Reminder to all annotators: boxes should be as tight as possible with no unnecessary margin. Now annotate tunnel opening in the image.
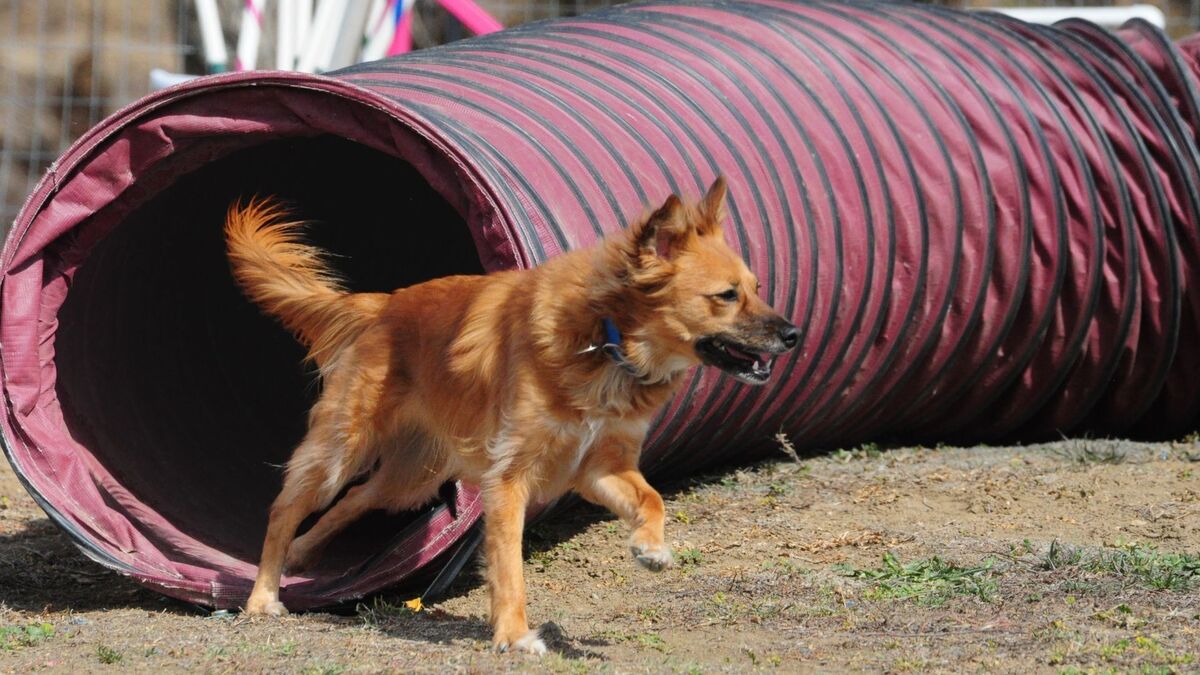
[55,135,484,578]
[0,76,510,608]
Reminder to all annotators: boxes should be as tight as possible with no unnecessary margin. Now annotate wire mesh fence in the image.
[0,1,195,230]
[2,0,1200,233]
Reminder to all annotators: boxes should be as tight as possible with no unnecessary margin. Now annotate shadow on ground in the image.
[0,517,198,614]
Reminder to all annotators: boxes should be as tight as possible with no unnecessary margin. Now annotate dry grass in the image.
[1,438,1198,672]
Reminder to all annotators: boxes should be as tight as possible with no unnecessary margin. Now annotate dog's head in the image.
[615,177,797,385]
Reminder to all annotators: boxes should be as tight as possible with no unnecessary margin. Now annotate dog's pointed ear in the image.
[631,193,687,261]
[696,176,727,237]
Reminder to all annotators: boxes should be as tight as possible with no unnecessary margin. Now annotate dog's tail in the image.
[225,197,382,365]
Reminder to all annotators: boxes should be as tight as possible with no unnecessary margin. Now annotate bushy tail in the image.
[225,198,381,365]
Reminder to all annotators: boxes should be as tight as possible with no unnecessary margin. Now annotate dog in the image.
[225,177,797,653]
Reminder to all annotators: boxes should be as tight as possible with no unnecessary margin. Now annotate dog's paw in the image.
[494,627,547,655]
[244,596,289,617]
[631,543,674,571]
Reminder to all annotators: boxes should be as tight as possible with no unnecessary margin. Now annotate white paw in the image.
[496,628,547,655]
[513,628,548,655]
[245,598,289,617]
[632,543,674,571]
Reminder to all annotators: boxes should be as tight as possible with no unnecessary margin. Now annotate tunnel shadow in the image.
[0,516,201,615]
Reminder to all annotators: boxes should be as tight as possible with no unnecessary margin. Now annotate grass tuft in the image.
[838,552,998,606]
[676,547,704,567]
[1036,540,1200,591]
[596,630,670,654]
[96,644,122,664]
[1051,439,1126,465]
[0,622,54,651]
[833,442,883,462]
[356,596,422,629]
[1089,544,1200,591]
[1099,635,1195,666]
[1039,540,1084,570]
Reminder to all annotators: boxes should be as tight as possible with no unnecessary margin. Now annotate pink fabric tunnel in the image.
[4,1,1200,609]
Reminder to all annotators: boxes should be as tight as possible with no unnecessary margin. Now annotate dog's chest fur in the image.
[509,415,644,501]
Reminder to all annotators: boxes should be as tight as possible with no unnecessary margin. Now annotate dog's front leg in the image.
[576,438,673,571]
[483,476,545,654]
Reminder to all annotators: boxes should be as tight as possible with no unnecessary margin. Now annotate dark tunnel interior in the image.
[55,135,485,574]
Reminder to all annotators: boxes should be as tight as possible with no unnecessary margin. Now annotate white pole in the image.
[985,4,1166,28]
[277,0,296,70]
[194,0,228,73]
[235,0,268,71]
[329,0,373,70]
[295,0,313,58]
[297,0,349,73]
[361,0,396,63]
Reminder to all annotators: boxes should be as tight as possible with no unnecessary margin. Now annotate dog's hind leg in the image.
[575,436,672,571]
[286,441,449,573]
[245,438,342,616]
[283,478,381,574]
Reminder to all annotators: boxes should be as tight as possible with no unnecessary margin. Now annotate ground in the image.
[1,437,1198,673]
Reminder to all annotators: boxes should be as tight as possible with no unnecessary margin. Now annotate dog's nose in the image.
[778,322,798,349]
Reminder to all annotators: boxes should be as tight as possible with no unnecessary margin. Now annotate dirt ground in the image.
[1,437,1198,673]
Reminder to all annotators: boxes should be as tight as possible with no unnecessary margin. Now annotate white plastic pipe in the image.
[361,0,396,64]
[235,0,269,71]
[329,0,373,70]
[987,4,1166,29]
[296,0,313,54]
[194,0,228,73]
[297,0,348,73]
[277,0,297,70]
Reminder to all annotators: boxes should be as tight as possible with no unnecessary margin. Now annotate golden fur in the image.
[226,178,795,653]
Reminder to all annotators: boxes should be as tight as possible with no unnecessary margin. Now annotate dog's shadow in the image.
[333,601,605,659]
[308,497,614,656]
[324,469,747,656]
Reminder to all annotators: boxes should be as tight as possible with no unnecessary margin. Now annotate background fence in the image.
[2,0,1199,232]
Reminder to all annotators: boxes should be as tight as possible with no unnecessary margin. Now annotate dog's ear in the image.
[632,193,687,261]
[695,176,727,237]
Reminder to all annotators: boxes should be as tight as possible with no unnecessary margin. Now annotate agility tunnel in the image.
[4,0,1200,609]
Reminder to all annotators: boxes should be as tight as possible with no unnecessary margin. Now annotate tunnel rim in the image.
[0,71,515,608]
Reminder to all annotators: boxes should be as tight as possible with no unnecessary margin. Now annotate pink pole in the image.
[386,0,413,56]
[438,0,503,35]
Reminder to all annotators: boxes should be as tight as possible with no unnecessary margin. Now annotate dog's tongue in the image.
[726,344,762,364]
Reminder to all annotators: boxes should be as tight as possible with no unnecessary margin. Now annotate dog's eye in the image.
[715,288,739,302]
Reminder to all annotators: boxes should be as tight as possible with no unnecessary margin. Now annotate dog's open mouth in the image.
[695,337,776,385]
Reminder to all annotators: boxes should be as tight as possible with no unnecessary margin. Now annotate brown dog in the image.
[226,177,796,653]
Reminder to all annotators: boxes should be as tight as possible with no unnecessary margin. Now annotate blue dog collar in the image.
[597,317,642,376]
